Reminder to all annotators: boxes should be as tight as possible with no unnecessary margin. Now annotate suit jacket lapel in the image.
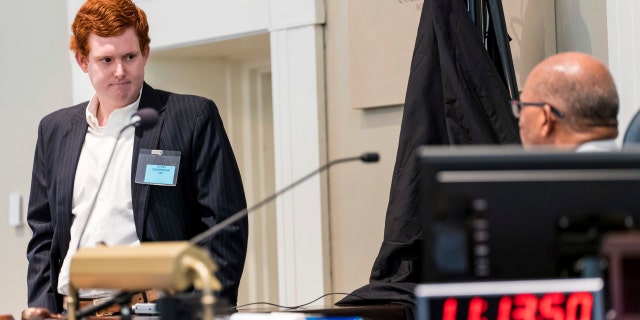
[132,82,166,239]
[56,106,88,257]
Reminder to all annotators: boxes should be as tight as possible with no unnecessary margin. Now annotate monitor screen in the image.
[417,146,640,283]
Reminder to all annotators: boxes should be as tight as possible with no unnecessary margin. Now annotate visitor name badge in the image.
[135,149,181,186]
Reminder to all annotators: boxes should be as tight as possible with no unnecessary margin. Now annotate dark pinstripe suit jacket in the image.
[26,83,248,312]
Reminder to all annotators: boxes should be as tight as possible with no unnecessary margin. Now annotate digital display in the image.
[415,279,604,320]
[432,292,593,320]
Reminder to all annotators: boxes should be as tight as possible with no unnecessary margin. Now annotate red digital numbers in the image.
[469,297,489,320]
[539,293,565,320]
[565,293,593,320]
[441,292,593,320]
[510,294,538,320]
[443,298,458,320]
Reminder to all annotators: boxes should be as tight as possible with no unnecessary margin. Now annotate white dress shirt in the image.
[57,93,141,298]
[575,139,619,152]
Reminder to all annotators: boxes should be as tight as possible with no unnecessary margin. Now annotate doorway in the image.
[145,32,279,305]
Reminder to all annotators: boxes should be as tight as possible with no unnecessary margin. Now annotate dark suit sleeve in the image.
[26,121,58,311]
[191,100,248,305]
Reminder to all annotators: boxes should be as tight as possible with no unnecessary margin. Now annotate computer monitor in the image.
[417,146,640,283]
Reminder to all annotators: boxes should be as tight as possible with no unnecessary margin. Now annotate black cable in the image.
[234,292,368,311]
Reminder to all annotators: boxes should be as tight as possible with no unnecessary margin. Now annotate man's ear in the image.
[540,104,556,137]
[75,53,89,73]
[141,45,150,64]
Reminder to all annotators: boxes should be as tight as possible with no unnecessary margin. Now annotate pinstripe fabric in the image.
[26,83,248,312]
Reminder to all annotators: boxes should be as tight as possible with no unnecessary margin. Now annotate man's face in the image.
[76,28,148,110]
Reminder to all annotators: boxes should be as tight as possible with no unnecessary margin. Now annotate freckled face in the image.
[76,28,148,110]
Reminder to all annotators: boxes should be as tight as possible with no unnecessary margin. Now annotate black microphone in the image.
[75,108,159,250]
[131,107,159,130]
[189,152,380,245]
[360,152,379,163]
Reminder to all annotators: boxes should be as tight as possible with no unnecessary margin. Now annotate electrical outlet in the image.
[9,193,22,227]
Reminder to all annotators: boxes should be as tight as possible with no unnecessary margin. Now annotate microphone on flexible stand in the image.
[75,108,159,249]
[189,152,380,245]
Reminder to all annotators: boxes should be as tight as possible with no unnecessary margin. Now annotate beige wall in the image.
[0,1,73,317]
[324,0,578,298]
[324,0,403,296]
[324,0,618,301]
[503,0,557,90]
[556,0,609,64]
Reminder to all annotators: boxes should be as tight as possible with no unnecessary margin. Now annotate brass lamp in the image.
[66,241,220,320]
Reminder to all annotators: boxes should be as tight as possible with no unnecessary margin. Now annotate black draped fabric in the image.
[337,0,520,317]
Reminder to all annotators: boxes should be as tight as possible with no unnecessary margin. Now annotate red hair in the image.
[70,0,151,57]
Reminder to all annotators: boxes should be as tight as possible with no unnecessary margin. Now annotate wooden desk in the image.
[235,303,407,320]
[286,303,407,320]
[24,302,408,320]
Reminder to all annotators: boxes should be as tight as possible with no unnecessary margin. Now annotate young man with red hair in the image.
[26,0,248,313]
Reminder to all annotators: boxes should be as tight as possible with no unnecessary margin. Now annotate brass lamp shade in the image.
[69,241,220,292]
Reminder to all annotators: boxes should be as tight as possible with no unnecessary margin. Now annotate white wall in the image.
[0,1,73,318]
[606,0,640,142]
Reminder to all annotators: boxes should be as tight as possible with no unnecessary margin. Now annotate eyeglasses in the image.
[510,100,565,119]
